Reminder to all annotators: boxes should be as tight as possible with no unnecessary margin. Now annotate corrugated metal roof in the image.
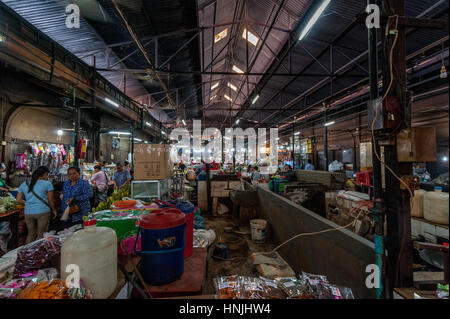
[240,0,449,127]
[0,0,150,102]
[2,0,447,128]
[199,0,315,124]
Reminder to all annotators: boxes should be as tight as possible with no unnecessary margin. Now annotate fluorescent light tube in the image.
[232,65,244,74]
[299,0,331,41]
[105,97,119,107]
[109,131,131,135]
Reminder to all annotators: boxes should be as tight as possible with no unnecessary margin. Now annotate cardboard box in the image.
[134,144,174,180]
[211,181,227,191]
[396,127,436,162]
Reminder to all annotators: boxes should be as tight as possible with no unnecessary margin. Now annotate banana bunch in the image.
[90,185,132,214]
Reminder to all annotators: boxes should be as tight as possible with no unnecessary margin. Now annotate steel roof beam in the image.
[255,3,448,127]
[221,0,287,128]
[158,31,200,70]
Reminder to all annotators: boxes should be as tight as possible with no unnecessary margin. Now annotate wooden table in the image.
[142,247,208,298]
[110,248,209,299]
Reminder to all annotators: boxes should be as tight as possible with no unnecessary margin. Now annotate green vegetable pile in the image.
[0,197,17,212]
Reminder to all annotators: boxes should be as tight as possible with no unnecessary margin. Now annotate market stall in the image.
[7,139,74,188]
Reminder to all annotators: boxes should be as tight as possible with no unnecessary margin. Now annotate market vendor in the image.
[61,166,93,225]
[112,163,131,190]
[251,166,262,180]
[0,163,7,180]
[91,165,108,203]
[305,160,315,171]
[0,163,10,196]
[16,166,57,243]
[0,178,9,197]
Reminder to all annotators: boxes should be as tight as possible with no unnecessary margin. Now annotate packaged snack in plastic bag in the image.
[13,237,62,277]
[0,288,17,299]
[317,281,354,299]
[301,272,328,297]
[241,277,266,299]
[259,277,286,299]
[32,268,59,282]
[0,278,33,299]
[275,277,305,298]
[67,280,92,299]
[214,275,243,299]
[301,272,328,286]
[18,279,68,299]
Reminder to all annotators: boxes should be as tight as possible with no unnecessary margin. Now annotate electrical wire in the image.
[370,15,416,288]
[254,203,369,257]
[370,15,414,202]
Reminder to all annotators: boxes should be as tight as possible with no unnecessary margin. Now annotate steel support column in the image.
[324,109,328,170]
[381,0,413,296]
[74,106,80,167]
[368,0,385,299]
[131,125,134,170]
[291,117,295,165]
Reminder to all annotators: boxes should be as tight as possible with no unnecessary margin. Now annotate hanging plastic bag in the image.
[60,206,70,221]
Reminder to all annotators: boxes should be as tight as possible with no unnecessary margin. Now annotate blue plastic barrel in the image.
[134,208,186,285]
[173,201,194,258]
[157,201,195,258]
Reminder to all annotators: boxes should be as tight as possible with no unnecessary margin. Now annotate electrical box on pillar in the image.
[78,139,87,160]
[368,96,402,131]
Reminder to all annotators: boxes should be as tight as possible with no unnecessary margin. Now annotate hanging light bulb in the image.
[440,64,447,79]
[440,42,447,79]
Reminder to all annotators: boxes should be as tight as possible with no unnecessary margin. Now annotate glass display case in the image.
[131,179,171,201]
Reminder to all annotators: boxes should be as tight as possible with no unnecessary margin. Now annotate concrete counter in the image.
[256,183,376,298]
